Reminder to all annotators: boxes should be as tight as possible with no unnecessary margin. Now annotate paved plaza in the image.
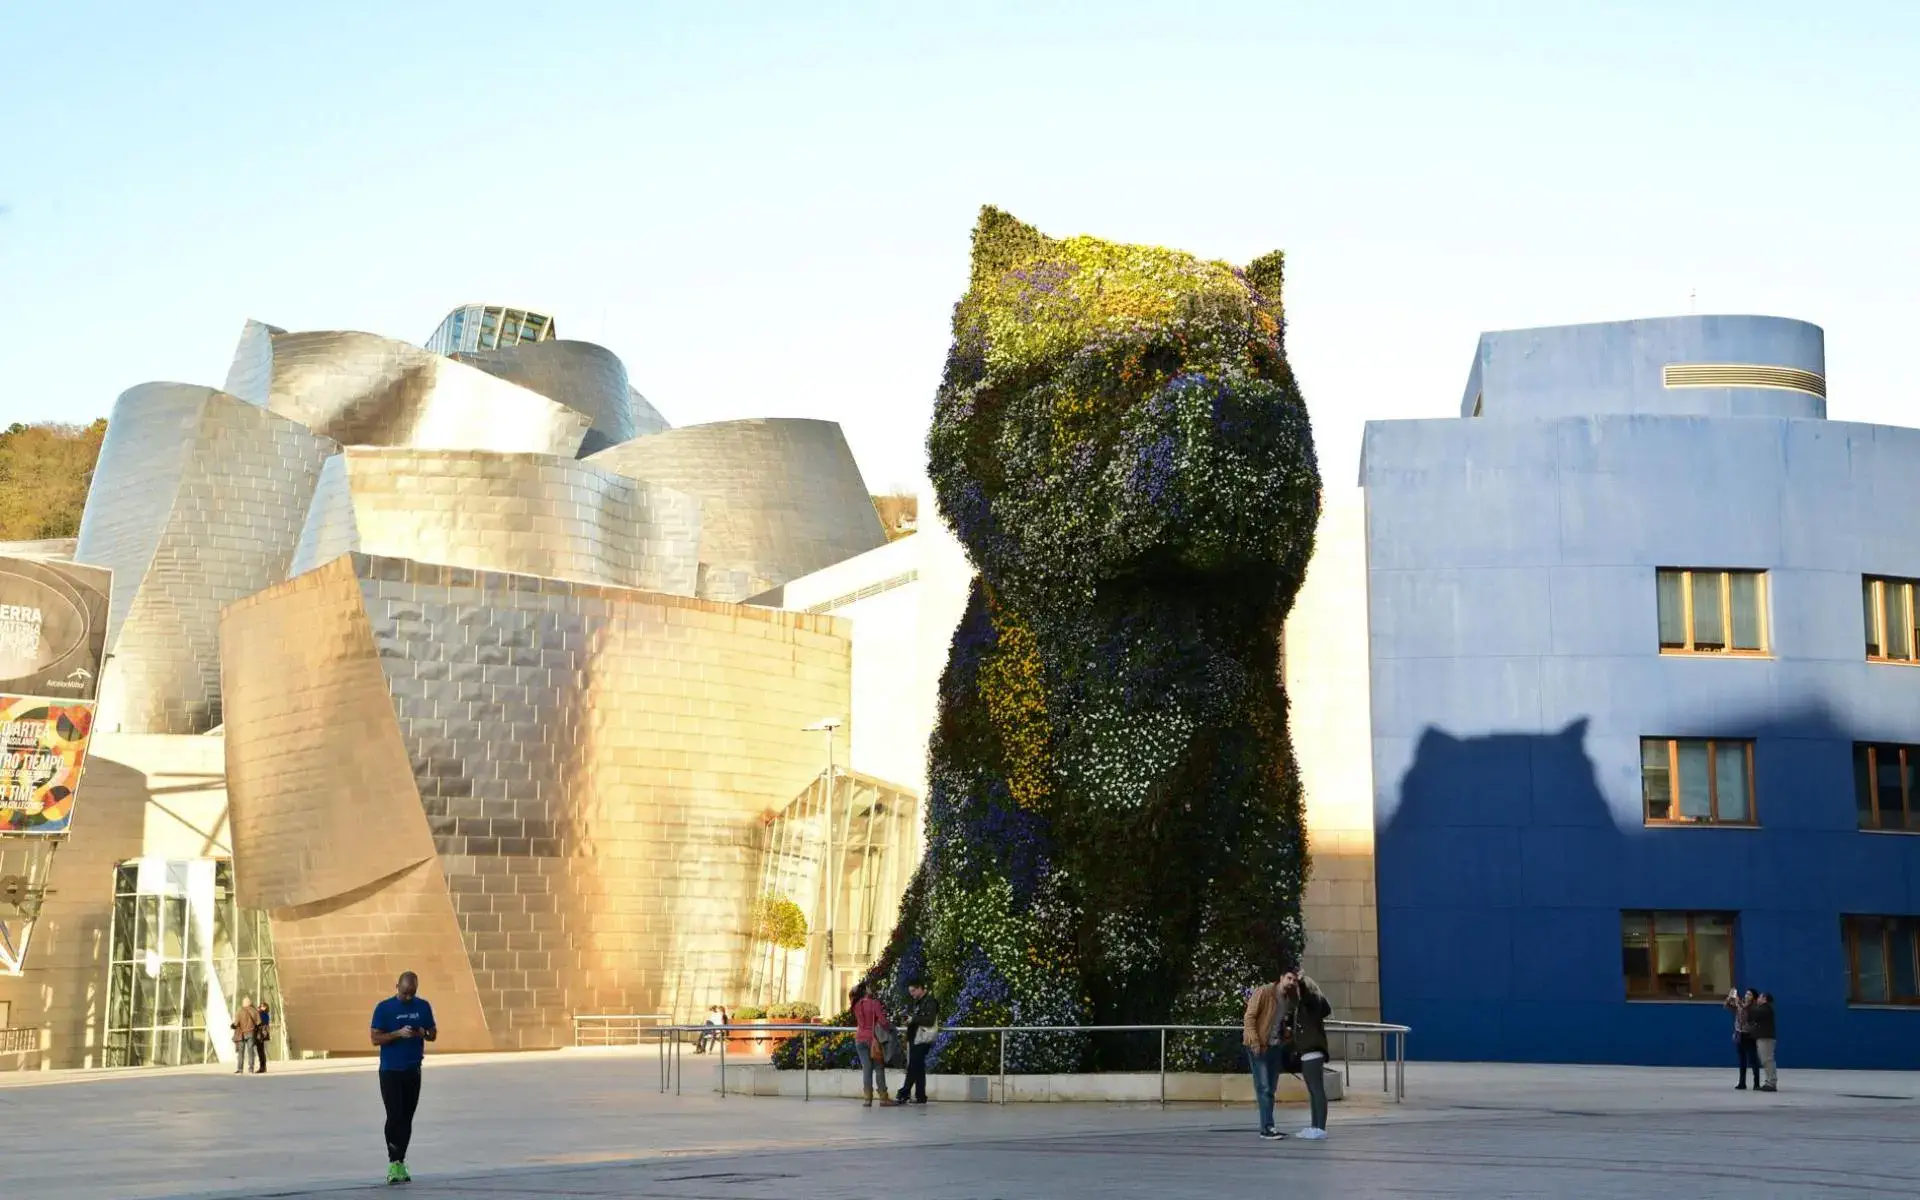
[3,1054,1916,1198]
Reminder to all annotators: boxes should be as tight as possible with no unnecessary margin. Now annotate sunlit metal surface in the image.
[587,419,886,603]
[74,384,336,734]
[450,340,637,456]
[257,330,591,455]
[221,318,282,404]
[222,553,852,1052]
[629,387,671,437]
[287,448,698,595]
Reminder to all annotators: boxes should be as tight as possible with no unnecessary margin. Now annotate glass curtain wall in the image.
[104,859,283,1068]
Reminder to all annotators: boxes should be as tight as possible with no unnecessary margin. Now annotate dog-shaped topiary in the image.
[785,207,1321,1074]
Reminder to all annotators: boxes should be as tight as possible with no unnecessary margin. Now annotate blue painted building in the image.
[1362,315,1920,1068]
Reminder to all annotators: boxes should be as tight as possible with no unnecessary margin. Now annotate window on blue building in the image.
[1862,577,1920,663]
[1641,738,1756,824]
[1623,911,1735,1000]
[1843,916,1920,1005]
[1852,744,1920,832]
[1657,569,1766,654]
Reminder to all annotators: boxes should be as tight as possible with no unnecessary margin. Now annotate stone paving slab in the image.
[2,1053,1915,1199]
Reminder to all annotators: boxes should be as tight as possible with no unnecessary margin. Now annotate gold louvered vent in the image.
[1662,364,1826,398]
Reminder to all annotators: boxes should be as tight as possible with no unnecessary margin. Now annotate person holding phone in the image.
[370,971,437,1185]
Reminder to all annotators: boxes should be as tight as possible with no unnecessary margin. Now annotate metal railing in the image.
[0,1027,41,1054]
[631,1018,1409,1104]
[571,1013,672,1046]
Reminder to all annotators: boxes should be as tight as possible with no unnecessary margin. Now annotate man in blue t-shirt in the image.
[369,971,437,1186]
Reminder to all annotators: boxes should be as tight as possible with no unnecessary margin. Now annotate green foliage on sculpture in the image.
[778,207,1319,1075]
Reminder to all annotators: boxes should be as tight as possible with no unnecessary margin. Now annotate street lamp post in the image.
[803,718,843,1008]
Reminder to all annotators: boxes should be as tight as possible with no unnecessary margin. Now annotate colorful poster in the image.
[0,558,110,702]
[0,698,95,835]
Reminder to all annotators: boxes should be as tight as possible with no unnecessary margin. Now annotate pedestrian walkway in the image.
[1,1053,1913,1199]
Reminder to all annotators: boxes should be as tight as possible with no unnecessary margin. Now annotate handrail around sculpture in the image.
[619,1019,1410,1104]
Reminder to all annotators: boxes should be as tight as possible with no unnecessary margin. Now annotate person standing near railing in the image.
[1281,970,1333,1140]
[850,983,898,1107]
[1241,969,1291,1140]
[893,981,940,1106]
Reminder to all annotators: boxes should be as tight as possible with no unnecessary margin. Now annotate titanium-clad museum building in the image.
[0,305,901,1066]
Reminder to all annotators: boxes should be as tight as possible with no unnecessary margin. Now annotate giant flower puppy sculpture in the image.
[783,207,1321,1074]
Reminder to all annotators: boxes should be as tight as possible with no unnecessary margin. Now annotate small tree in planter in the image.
[749,893,810,1004]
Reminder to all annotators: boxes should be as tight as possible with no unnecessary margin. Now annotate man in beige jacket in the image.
[1241,963,1294,1140]
[231,998,261,1075]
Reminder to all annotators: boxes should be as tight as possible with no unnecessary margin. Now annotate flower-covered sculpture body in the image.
[786,207,1320,1073]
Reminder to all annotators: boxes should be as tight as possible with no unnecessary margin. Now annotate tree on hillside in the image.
[0,420,108,540]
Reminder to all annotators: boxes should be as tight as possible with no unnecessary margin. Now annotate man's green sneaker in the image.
[395,1162,411,1183]
[385,1162,407,1185]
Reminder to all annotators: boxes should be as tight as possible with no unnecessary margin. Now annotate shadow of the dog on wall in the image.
[1374,702,1906,1068]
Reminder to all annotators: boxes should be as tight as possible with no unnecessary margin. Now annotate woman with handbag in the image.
[893,982,940,1106]
[850,984,898,1107]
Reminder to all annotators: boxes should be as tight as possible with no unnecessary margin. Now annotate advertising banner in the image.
[0,698,95,835]
[0,556,109,838]
[0,557,110,702]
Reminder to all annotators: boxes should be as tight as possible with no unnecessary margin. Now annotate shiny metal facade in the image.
[288,448,699,595]
[74,384,337,734]
[629,388,671,437]
[222,554,852,1052]
[221,318,282,404]
[587,419,886,603]
[257,331,591,455]
[450,340,639,456]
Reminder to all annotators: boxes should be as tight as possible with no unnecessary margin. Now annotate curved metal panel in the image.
[74,384,337,734]
[222,318,283,404]
[629,387,671,436]
[286,448,699,595]
[586,418,885,603]
[261,330,591,455]
[450,340,636,456]
[222,553,851,1051]
[222,555,494,1052]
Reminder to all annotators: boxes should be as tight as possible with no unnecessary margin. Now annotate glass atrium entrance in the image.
[103,858,284,1067]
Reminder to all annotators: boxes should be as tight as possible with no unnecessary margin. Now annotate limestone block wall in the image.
[1284,490,1381,1024]
[0,733,230,1069]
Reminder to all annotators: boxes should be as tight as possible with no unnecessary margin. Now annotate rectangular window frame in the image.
[1843,915,1920,1006]
[1639,737,1759,826]
[1853,742,1920,833]
[1863,576,1920,664]
[1622,910,1738,1001]
[1656,568,1769,656]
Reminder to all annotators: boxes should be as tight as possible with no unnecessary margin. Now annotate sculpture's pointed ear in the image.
[1245,250,1286,332]
[971,206,1049,289]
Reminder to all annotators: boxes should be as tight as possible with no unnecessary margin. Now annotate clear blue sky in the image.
[2,1,1915,492]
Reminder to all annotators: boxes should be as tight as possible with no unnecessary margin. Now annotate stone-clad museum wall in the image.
[222,554,852,1052]
[1365,315,1920,1068]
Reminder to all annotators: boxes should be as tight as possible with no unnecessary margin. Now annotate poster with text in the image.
[0,698,95,835]
[0,557,111,702]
